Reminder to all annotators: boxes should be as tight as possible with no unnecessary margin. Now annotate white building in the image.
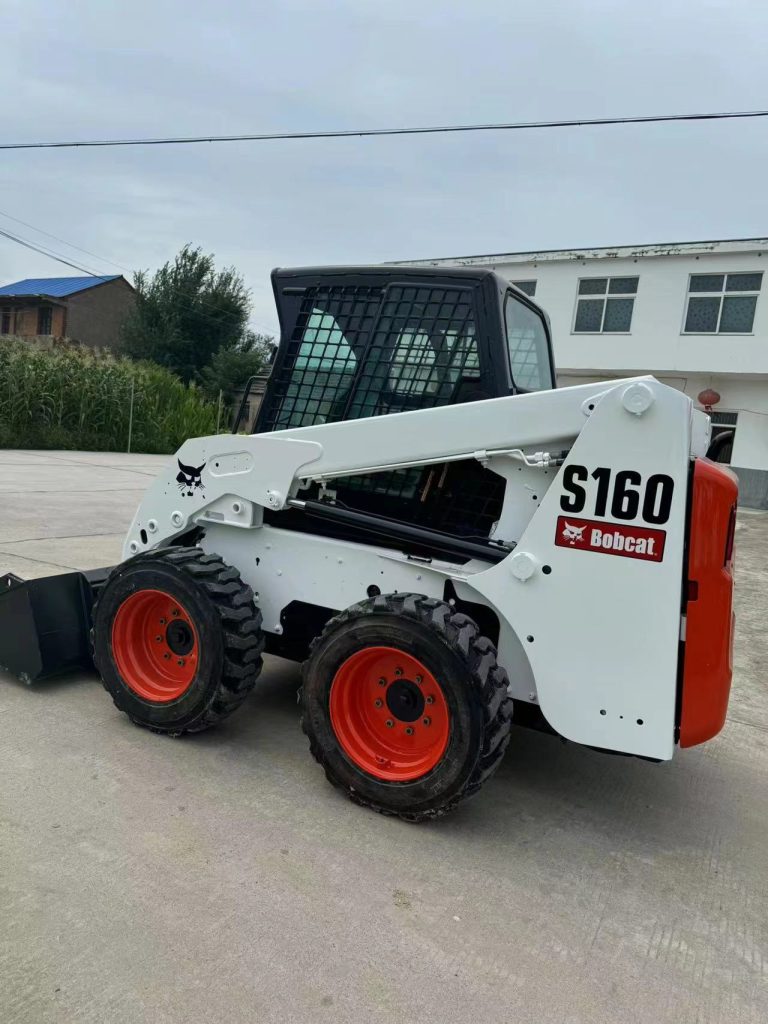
[401,239,768,508]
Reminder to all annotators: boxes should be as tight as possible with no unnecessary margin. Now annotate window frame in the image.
[504,290,555,393]
[37,304,53,336]
[682,272,762,336]
[511,280,537,298]
[708,410,738,465]
[571,276,639,335]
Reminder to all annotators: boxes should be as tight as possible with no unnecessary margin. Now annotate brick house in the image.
[0,275,135,348]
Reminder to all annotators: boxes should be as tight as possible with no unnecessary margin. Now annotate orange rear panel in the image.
[679,459,738,747]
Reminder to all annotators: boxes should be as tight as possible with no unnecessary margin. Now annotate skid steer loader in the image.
[0,265,737,820]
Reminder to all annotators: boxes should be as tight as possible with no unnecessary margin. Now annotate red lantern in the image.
[697,388,721,411]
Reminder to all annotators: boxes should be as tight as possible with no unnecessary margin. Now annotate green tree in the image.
[121,245,252,383]
[198,332,275,403]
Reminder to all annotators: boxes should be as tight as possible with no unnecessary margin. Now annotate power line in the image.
[0,220,275,337]
[0,108,766,151]
[0,226,104,276]
[0,208,133,273]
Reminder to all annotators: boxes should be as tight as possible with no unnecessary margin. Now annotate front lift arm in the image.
[124,376,676,558]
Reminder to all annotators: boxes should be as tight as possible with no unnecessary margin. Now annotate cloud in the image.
[0,0,766,334]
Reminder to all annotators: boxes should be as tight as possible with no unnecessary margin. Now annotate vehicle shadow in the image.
[210,655,736,857]
[7,654,738,859]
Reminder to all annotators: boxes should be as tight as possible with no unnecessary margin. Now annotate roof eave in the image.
[0,293,67,304]
[394,236,768,267]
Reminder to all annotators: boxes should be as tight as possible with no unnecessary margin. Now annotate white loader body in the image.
[124,375,712,762]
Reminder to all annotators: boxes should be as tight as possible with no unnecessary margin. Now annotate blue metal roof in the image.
[0,275,122,298]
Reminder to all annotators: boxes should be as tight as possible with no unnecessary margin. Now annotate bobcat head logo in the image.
[176,459,206,497]
[562,521,586,545]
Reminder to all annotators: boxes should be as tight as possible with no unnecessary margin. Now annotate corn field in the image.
[0,339,220,454]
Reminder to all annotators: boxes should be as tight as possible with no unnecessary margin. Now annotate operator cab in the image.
[251,265,557,544]
[256,265,556,433]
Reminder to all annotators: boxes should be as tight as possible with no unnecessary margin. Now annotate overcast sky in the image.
[0,0,766,334]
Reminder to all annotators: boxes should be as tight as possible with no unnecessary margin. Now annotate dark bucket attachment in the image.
[0,567,112,684]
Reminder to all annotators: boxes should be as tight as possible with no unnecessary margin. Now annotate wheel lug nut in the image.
[374,698,383,708]
[177,659,185,667]
[385,719,394,728]
[155,635,162,642]
[163,653,170,660]
[415,674,423,684]
[426,695,435,704]
[394,667,403,677]
[423,717,431,726]
[405,727,414,735]
[159,618,167,625]
[172,609,180,617]
[378,677,387,687]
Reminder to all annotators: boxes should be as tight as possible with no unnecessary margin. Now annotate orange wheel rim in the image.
[329,646,450,781]
[111,589,198,702]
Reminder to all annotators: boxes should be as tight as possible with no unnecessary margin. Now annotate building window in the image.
[684,273,762,334]
[1,307,10,334]
[573,277,638,333]
[512,280,537,297]
[37,305,53,335]
[709,411,738,464]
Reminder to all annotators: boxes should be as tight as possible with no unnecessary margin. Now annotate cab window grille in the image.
[264,283,480,431]
[346,285,479,419]
[264,279,491,533]
[263,285,382,430]
[335,286,480,511]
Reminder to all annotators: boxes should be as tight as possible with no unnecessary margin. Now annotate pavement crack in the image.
[0,551,75,570]
[726,713,768,733]
[0,532,121,545]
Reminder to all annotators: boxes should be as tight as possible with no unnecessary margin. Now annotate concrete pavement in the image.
[1,450,766,1024]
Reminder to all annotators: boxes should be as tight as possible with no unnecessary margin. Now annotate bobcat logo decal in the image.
[561,521,586,545]
[176,459,206,497]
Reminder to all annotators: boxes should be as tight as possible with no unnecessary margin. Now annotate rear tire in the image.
[92,547,263,735]
[301,593,513,821]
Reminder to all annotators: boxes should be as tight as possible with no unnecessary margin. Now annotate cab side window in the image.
[505,293,552,392]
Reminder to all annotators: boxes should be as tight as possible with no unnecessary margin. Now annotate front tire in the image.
[301,594,513,821]
[92,547,263,735]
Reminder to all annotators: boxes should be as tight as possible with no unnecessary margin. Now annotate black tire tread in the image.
[301,593,513,821]
[92,546,264,735]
